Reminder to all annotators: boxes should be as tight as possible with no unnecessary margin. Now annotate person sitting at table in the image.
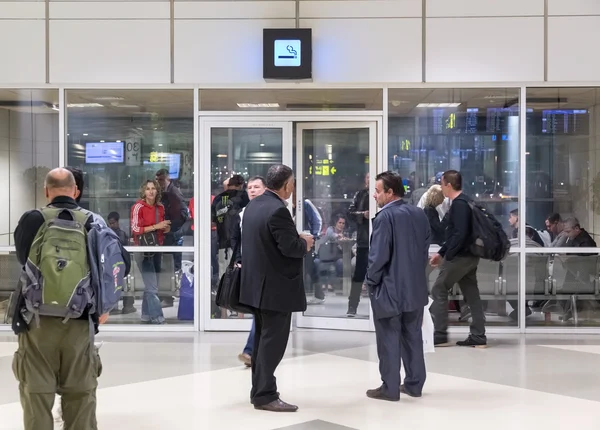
[315,214,347,297]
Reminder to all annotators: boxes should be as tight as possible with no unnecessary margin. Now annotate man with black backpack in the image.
[10,168,129,430]
[429,170,487,348]
[211,175,250,273]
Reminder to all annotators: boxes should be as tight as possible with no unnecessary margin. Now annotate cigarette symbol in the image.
[278,44,298,59]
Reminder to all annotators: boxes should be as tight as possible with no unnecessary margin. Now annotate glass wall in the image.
[388,88,521,327]
[66,89,194,325]
[526,88,600,327]
[0,89,59,323]
[209,126,283,320]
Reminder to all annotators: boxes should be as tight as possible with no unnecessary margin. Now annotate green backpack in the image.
[22,206,93,326]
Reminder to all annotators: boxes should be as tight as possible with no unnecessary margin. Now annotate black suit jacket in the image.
[239,190,308,313]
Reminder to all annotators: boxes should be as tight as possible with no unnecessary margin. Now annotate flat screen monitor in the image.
[143,153,181,179]
[85,142,124,164]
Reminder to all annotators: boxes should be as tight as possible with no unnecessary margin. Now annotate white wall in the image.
[0,110,59,246]
[1,1,600,85]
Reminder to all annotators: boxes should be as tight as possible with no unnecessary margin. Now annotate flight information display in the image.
[541,109,588,135]
[85,142,124,164]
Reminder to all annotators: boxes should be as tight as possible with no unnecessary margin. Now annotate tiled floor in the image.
[1,330,599,429]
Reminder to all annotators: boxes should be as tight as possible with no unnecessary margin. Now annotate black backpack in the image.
[468,201,511,261]
[213,193,245,249]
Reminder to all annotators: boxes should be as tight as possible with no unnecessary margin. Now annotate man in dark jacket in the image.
[429,170,487,348]
[347,173,370,316]
[365,172,430,402]
[563,217,597,249]
[239,165,313,412]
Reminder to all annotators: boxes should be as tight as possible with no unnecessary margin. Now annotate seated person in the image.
[558,217,597,321]
[315,214,347,294]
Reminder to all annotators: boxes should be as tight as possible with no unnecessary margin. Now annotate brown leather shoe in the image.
[254,399,298,412]
[400,385,422,398]
[366,386,399,401]
[238,353,251,367]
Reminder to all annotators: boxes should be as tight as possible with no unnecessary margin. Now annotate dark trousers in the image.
[244,318,255,356]
[430,255,486,342]
[349,247,369,309]
[304,252,322,299]
[251,310,292,406]
[13,317,100,430]
[374,309,426,399]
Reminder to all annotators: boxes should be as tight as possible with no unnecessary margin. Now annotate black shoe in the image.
[456,336,487,348]
[509,307,532,321]
[366,386,399,402]
[400,385,421,398]
[346,306,357,317]
[254,399,298,412]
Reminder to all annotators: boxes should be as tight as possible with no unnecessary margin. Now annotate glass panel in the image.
[525,253,600,327]
[66,89,194,247]
[301,128,370,319]
[388,88,520,246]
[0,253,20,324]
[526,87,600,247]
[427,251,519,328]
[200,89,383,111]
[0,89,59,246]
[106,251,194,325]
[210,127,283,320]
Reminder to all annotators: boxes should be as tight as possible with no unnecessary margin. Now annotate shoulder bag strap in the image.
[228,239,241,270]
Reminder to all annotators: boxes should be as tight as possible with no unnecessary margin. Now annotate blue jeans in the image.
[137,253,165,323]
[243,319,255,356]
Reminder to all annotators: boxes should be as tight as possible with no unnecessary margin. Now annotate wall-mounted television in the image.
[85,142,124,164]
[143,153,181,179]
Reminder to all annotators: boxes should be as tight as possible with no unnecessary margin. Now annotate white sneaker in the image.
[307,297,325,305]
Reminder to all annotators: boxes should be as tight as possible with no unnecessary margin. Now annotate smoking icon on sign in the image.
[278,45,297,59]
[274,39,301,67]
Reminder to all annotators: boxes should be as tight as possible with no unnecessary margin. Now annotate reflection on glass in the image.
[106,251,194,325]
[0,253,21,324]
[300,128,371,319]
[65,90,194,247]
[0,89,59,246]
[525,253,600,327]
[210,128,282,319]
[388,88,520,247]
[526,88,600,246]
[427,253,519,327]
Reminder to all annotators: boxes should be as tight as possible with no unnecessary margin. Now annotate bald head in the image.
[45,168,77,202]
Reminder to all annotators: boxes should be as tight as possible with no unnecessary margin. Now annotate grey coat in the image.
[365,199,431,319]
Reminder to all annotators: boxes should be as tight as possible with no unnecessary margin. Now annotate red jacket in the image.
[131,199,166,245]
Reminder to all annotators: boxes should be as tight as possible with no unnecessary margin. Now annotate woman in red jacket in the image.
[131,179,171,324]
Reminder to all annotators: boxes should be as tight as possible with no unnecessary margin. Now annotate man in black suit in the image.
[239,164,314,412]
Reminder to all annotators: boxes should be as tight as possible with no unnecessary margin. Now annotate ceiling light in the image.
[158,144,163,147]
[67,103,103,108]
[260,143,265,147]
[237,103,280,108]
[94,96,125,101]
[417,103,461,108]
[217,154,227,158]
[83,133,88,136]
[390,100,409,107]
[100,140,105,143]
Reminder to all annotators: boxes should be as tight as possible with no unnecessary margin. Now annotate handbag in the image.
[139,206,159,255]
[318,240,342,263]
[215,240,253,314]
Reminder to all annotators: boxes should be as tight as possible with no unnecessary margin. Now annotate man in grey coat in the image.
[365,171,431,402]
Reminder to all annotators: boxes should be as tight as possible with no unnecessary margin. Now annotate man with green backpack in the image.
[10,167,128,430]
